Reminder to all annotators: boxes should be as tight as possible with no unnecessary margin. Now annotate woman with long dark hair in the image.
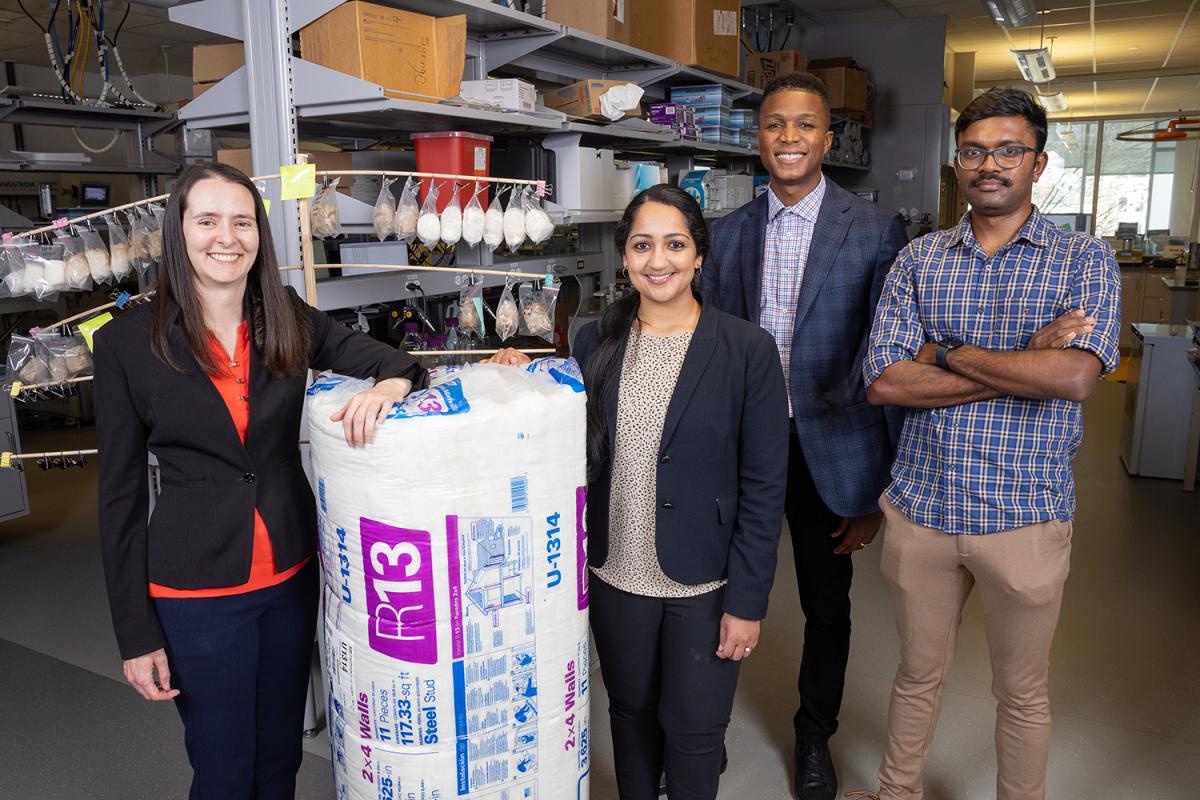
[94,162,426,800]
[489,185,789,798]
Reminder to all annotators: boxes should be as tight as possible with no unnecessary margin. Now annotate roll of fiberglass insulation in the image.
[306,361,590,800]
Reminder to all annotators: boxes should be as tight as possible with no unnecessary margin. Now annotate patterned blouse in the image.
[592,328,726,598]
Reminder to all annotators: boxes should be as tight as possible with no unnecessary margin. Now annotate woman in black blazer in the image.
[490,185,788,799]
[94,163,425,800]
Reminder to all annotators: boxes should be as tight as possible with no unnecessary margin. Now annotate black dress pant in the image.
[154,560,318,800]
[787,421,853,745]
[590,574,742,800]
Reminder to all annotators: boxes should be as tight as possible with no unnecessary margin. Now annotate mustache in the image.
[972,173,1012,187]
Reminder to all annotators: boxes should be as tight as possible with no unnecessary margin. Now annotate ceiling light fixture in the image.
[982,0,1037,27]
[1012,48,1056,82]
[1038,90,1068,112]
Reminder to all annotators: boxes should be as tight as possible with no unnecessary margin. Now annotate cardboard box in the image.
[743,50,807,90]
[217,148,354,194]
[631,0,740,78]
[192,43,244,83]
[191,81,217,99]
[458,79,536,113]
[543,0,631,44]
[542,79,641,121]
[807,58,869,114]
[299,2,466,102]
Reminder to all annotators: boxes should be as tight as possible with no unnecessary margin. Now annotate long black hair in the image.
[150,162,312,378]
[583,184,708,482]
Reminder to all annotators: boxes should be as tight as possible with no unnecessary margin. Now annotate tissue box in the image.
[458,79,536,112]
[669,84,733,108]
[679,169,717,211]
[648,103,696,127]
[699,125,741,147]
[691,105,731,128]
[729,109,755,129]
[543,79,641,121]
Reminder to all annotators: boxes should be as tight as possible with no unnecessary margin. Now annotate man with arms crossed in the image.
[854,88,1120,799]
[703,72,908,800]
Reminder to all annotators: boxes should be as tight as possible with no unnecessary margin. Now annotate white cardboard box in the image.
[458,78,537,113]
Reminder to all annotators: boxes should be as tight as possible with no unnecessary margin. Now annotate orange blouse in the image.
[149,322,308,599]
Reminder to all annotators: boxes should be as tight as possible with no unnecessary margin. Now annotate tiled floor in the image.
[1,381,1196,799]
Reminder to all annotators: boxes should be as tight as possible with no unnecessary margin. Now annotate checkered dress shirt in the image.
[761,177,826,416]
[863,207,1121,534]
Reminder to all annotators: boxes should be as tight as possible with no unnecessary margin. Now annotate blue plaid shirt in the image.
[761,177,826,416]
[863,208,1121,534]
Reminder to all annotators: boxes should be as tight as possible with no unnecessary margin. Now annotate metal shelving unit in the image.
[168,0,769,308]
[0,98,183,182]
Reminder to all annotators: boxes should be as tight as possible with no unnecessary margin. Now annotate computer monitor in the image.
[79,182,111,208]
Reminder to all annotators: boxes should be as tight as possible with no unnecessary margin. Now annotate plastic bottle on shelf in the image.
[444,317,463,366]
[400,322,424,354]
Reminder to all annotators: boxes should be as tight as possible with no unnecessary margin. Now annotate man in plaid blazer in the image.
[700,71,908,800]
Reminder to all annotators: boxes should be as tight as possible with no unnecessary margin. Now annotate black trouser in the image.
[787,421,853,745]
[155,560,318,800]
[590,574,742,800]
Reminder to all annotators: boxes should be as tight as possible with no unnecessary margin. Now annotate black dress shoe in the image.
[794,742,838,800]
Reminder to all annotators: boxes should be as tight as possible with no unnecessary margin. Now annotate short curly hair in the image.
[759,71,830,126]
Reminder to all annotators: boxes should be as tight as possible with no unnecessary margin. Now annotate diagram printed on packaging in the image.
[450,515,539,796]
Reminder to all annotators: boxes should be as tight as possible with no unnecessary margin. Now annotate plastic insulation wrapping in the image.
[306,360,590,800]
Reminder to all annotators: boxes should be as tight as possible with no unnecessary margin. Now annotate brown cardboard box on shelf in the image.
[544,0,631,44]
[542,79,642,121]
[192,43,244,83]
[743,51,807,90]
[192,81,217,99]
[217,148,354,194]
[807,58,869,115]
[299,1,466,103]
[631,0,740,78]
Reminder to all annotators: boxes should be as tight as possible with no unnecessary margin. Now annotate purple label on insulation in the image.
[360,517,438,664]
[576,486,588,611]
[446,516,464,660]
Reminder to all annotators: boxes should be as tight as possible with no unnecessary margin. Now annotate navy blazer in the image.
[702,179,908,518]
[574,302,789,621]
[94,291,426,659]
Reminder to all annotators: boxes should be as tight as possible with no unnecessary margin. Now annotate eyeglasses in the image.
[954,145,1040,170]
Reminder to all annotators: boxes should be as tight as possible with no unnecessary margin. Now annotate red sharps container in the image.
[411,131,493,212]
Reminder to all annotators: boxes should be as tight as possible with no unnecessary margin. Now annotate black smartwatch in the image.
[935,337,965,370]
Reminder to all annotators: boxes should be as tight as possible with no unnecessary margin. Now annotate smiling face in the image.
[955,115,1048,218]
[622,201,703,309]
[182,177,260,292]
[757,89,833,203]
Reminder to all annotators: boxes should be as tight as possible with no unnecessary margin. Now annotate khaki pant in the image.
[876,497,1072,800]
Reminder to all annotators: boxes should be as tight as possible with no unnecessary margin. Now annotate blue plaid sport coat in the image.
[702,178,910,518]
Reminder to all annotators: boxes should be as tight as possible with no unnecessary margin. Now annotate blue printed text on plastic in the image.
[526,357,585,393]
[386,379,471,419]
[307,373,350,395]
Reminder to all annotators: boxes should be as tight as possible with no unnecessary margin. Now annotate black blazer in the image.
[575,302,789,621]
[94,292,426,660]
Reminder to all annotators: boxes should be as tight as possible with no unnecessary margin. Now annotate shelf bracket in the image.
[291,58,388,118]
[177,67,251,129]
[168,0,244,40]
[601,65,680,85]
[474,29,565,75]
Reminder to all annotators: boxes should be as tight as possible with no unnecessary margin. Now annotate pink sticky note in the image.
[536,180,546,197]
[1,232,12,243]
[53,217,69,230]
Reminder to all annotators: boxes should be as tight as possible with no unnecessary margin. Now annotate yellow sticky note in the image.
[0,453,11,469]
[262,198,272,216]
[77,312,114,351]
[279,164,317,201]
[8,382,21,397]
